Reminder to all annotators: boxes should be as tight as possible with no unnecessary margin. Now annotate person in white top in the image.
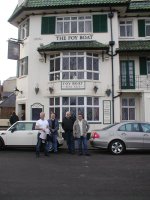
[35,112,50,157]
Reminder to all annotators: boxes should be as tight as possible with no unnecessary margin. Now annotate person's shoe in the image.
[36,153,40,158]
[78,152,83,156]
[85,153,90,156]
[45,153,49,157]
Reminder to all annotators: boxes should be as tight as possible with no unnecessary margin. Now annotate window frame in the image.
[49,52,100,81]
[49,96,101,122]
[56,15,92,34]
[121,97,136,121]
[18,56,28,77]
[145,20,150,37]
[19,19,30,40]
[119,19,133,38]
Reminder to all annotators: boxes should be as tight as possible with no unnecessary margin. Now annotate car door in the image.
[118,123,143,148]
[140,123,150,149]
[6,122,35,146]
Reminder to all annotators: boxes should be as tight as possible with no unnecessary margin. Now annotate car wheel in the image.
[109,140,125,155]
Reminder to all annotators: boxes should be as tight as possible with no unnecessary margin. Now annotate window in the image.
[19,19,29,40]
[121,98,135,120]
[18,57,28,77]
[49,52,99,81]
[141,123,150,133]
[49,54,60,81]
[138,19,150,37]
[145,20,150,36]
[139,57,150,75]
[147,60,150,75]
[49,96,100,122]
[119,123,140,132]
[119,20,133,37]
[56,16,92,34]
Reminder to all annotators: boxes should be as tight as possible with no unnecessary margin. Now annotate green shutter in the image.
[41,16,55,34]
[93,15,108,33]
[138,20,145,37]
[139,57,147,75]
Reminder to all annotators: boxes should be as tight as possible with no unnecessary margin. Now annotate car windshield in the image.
[101,123,119,130]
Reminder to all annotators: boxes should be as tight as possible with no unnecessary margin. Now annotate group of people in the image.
[35,111,90,157]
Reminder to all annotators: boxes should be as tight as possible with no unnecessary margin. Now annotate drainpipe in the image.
[107,11,117,124]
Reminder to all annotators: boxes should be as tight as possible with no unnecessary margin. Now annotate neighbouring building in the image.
[0,77,17,126]
[8,0,150,129]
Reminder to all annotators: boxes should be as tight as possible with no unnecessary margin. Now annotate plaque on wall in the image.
[103,100,111,124]
[61,81,85,89]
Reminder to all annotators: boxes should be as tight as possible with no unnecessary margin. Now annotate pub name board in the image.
[61,81,85,89]
[56,34,93,41]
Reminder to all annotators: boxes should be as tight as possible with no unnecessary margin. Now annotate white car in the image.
[0,121,64,151]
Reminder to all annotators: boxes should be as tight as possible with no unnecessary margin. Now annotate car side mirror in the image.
[11,127,16,133]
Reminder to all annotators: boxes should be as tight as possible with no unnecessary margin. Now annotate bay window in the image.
[49,52,100,81]
[49,96,100,122]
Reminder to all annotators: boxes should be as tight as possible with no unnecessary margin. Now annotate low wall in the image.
[0,119,10,127]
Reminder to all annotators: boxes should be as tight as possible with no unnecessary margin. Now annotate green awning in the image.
[37,41,109,53]
[118,40,150,52]
[128,1,150,12]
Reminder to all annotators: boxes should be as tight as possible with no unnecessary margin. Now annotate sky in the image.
[0,0,18,84]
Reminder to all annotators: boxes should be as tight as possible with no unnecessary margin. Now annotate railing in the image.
[119,75,150,90]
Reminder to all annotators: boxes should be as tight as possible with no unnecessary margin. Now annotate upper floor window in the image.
[49,52,99,81]
[145,20,150,37]
[17,56,28,77]
[139,57,150,75]
[138,19,150,37]
[147,60,150,74]
[41,15,107,34]
[56,16,92,34]
[19,19,29,40]
[119,20,133,37]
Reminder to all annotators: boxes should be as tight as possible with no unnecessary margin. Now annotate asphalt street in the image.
[0,149,150,200]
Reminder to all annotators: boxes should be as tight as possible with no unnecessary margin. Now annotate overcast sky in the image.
[0,0,18,84]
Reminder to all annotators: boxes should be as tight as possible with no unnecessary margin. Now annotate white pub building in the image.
[8,0,150,129]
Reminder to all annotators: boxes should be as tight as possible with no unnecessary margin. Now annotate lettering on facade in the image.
[103,100,111,124]
[56,34,93,41]
[61,81,85,89]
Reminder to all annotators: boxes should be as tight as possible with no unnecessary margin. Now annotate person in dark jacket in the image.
[9,111,19,125]
[48,113,59,153]
[62,111,75,154]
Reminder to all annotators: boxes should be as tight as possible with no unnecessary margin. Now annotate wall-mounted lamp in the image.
[35,86,39,94]
[105,89,111,97]
[14,87,23,94]
[49,87,54,94]
[93,86,98,93]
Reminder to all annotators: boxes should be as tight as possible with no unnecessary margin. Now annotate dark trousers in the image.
[77,136,88,154]
[36,137,48,155]
[66,130,75,153]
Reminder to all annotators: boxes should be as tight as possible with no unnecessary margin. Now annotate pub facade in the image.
[8,0,150,129]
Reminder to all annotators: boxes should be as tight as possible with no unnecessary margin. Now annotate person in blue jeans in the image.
[48,113,59,153]
[35,112,50,157]
[73,114,90,156]
[62,111,75,154]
